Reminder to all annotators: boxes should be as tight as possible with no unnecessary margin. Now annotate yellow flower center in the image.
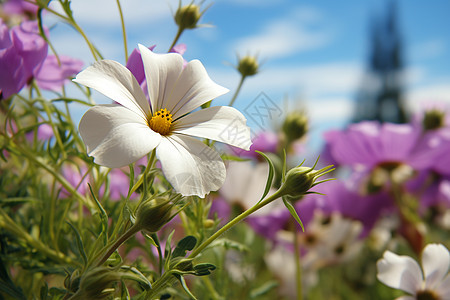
[149,108,173,135]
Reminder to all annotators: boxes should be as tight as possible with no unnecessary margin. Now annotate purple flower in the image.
[2,0,39,19]
[34,55,84,92]
[239,131,279,159]
[247,194,326,241]
[318,180,394,236]
[0,20,47,99]
[325,121,442,172]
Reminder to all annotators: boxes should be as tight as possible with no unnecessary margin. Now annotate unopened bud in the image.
[203,219,215,228]
[72,267,120,299]
[237,55,259,77]
[422,109,445,131]
[175,4,201,30]
[282,110,308,144]
[277,163,334,198]
[135,197,173,233]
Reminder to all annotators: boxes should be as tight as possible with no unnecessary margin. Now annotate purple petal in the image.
[34,55,84,91]
[10,20,48,79]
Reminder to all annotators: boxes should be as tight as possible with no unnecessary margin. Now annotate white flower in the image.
[74,44,251,197]
[377,243,450,300]
[219,161,281,214]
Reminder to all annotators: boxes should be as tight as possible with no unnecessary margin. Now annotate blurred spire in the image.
[353,0,407,123]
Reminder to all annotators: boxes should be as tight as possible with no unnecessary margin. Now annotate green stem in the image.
[168,26,184,52]
[116,0,128,62]
[95,224,140,267]
[228,75,246,107]
[189,189,282,258]
[145,189,283,299]
[292,221,303,300]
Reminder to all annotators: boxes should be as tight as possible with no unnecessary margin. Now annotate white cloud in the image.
[231,7,332,59]
[49,0,178,26]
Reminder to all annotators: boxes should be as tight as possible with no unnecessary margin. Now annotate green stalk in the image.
[116,0,129,62]
[189,189,283,258]
[145,189,284,298]
[292,221,303,300]
[95,224,140,267]
[228,75,246,107]
[168,27,184,52]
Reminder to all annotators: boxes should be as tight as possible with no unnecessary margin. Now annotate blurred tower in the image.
[353,1,407,123]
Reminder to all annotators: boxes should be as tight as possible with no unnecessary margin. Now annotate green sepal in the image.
[255,151,275,202]
[282,197,305,232]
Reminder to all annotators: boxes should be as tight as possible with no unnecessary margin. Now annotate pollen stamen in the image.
[149,108,173,135]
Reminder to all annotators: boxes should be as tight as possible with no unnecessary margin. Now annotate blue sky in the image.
[45,0,450,149]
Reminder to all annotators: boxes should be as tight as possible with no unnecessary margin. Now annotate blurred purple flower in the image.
[37,122,53,140]
[2,0,39,19]
[247,194,326,241]
[325,121,442,171]
[1,20,47,99]
[34,55,84,92]
[108,168,136,201]
[318,180,394,236]
[239,131,279,159]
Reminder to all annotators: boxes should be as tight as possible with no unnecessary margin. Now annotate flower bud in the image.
[282,110,308,144]
[135,197,173,233]
[277,163,334,198]
[422,109,445,131]
[72,267,120,299]
[175,4,201,30]
[237,55,259,77]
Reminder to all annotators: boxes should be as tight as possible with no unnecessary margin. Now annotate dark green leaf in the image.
[172,236,197,258]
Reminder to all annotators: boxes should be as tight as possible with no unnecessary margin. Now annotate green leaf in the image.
[193,263,216,276]
[172,236,197,258]
[207,238,250,252]
[255,151,275,202]
[173,274,198,300]
[66,222,88,266]
[88,183,108,246]
[120,266,152,290]
[282,197,305,232]
[40,282,48,300]
[250,281,278,299]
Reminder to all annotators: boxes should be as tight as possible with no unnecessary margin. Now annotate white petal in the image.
[173,106,251,150]
[436,273,450,298]
[156,134,225,197]
[376,250,423,295]
[167,60,229,119]
[422,243,450,290]
[79,104,161,168]
[73,60,150,118]
[138,44,184,113]
[395,296,415,300]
